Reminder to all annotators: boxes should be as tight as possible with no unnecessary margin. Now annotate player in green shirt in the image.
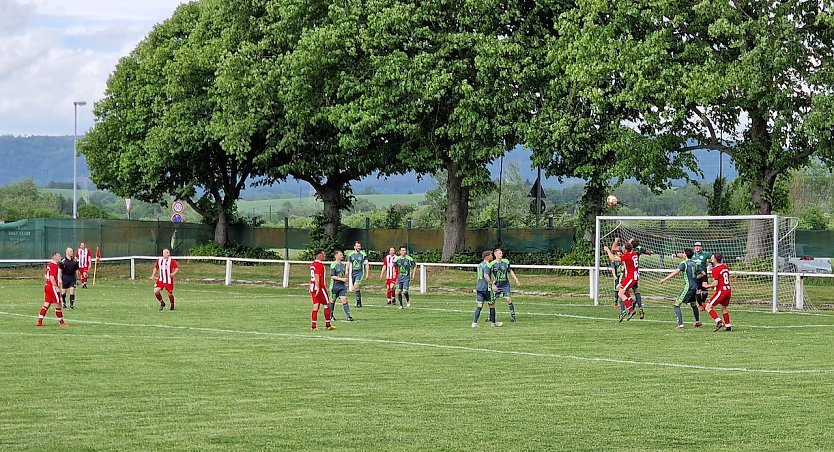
[674,241,713,310]
[472,250,502,327]
[329,251,353,322]
[395,246,416,308]
[346,241,370,308]
[489,247,521,322]
[659,248,702,329]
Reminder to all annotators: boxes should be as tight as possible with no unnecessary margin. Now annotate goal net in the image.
[594,215,808,312]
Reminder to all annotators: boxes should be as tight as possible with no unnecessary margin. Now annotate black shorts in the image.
[696,273,708,291]
[61,277,77,289]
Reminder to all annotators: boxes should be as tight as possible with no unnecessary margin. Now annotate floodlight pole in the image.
[73,100,87,219]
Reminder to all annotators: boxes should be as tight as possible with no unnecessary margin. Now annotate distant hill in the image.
[0,136,91,187]
[0,135,737,196]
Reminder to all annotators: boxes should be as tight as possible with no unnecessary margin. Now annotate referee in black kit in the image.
[58,247,81,309]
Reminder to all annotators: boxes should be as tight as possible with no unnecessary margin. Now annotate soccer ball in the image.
[606,194,618,206]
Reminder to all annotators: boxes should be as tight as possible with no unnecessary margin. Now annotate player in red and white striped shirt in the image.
[151,249,179,311]
[37,252,68,327]
[77,242,91,288]
[380,247,399,305]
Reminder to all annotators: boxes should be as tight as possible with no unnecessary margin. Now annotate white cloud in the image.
[0,0,34,33]
[0,0,184,135]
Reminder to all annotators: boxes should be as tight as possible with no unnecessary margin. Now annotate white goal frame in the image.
[595,215,790,313]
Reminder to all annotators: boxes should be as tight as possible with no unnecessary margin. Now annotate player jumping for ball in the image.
[604,240,639,322]
[702,253,732,332]
[659,248,702,329]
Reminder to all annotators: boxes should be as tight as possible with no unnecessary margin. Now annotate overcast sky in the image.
[0,0,185,136]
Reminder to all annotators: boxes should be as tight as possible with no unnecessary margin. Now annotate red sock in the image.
[55,305,64,322]
[38,306,47,319]
[388,288,394,299]
[722,312,730,325]
[155,292,163,302]
[624,298,633,312]
[82,275,87,283]
[168,294,175,308]
[323,307,332,327]
[311,309,318,328]
[707,308,719,321]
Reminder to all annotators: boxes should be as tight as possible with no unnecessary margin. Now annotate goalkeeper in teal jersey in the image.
[673,241,713,309]
[472,250,502,327]
[394,246,416,308]
[328,251,353,322]
[659,248,702,329]
[346,241,370,308]
[489,248,521,322]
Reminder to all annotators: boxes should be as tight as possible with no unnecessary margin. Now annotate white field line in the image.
[368,305,834,330]
[0,311,826,375]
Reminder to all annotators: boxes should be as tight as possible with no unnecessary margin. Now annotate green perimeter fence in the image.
[0,219,577,260]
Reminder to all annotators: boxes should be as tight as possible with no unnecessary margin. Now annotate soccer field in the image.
[2,279,834,450]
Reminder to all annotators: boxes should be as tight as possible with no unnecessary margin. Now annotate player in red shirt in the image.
[380,247,399,305]
[36,252,68,327]
[604,240,640,322]
[151,248,179,310]
[702,253,732,332]
[310,250,334,330]
[77,242,91,288]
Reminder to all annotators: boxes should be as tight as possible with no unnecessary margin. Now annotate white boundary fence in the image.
[2,256,831,310]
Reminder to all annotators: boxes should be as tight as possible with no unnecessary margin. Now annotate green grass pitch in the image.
[2,279,833,450]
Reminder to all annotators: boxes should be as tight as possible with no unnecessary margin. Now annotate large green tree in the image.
[558,0,834,215]
[257,0,416,240]
[80,0,288,245]
[351,0,525,259]
[517,1,696,238]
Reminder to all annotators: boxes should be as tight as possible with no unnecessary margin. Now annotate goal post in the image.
[594,215,804,312]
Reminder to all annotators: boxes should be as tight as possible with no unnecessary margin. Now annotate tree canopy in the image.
[80,0,287,245]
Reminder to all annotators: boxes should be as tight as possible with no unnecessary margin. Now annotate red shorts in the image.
[79,267,90,273]
[155,280,174,292]
[44,285,60,304]
[311,289,329,305]
[708,289,731,307]
[620,275,638,292]
[385,278,397,287]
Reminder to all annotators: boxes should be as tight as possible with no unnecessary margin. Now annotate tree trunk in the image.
[214,206,229,246]
[442,161,470,260]
[319,182,344,239]
[579,177,608,241]
[746,174,777,260]
[750,177,774,215]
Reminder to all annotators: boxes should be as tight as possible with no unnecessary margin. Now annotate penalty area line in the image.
[0,311,824,375]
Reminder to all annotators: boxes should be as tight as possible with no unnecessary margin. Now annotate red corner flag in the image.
[95,246,101,261]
